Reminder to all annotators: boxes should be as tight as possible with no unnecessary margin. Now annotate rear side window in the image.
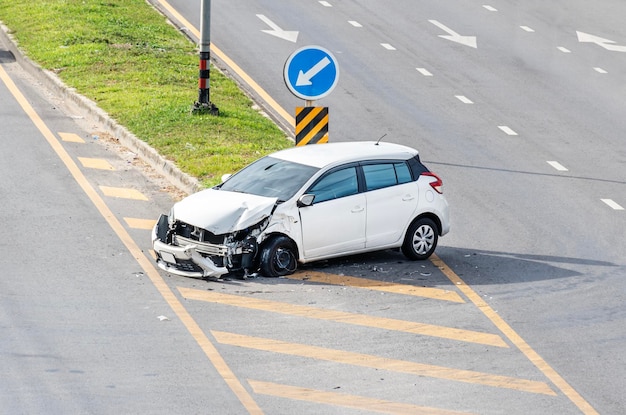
[407,155,429,179]
[394,162,412,184]
[362,161,413,191]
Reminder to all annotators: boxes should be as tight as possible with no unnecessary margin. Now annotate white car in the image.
[152,141,450,278]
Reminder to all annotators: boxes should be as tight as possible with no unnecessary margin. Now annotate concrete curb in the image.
[0,23,202,196]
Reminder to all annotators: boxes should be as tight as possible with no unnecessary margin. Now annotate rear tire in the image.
[402,218,438,260]
[259,236,298,277]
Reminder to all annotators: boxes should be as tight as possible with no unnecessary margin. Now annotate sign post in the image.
[284,46,339,145]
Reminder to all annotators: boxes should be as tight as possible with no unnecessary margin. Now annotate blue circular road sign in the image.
[284,46,339,101]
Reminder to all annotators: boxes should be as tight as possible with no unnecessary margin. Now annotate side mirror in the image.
[297,194,315,207]
[221,173,232,183]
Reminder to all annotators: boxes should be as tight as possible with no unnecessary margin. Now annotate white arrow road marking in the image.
[577,31,626,52]
[296,56,331,86]
[257,14,298,43]
[428,20,477,48]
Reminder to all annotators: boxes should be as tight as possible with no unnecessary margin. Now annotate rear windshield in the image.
[219,156,320,201]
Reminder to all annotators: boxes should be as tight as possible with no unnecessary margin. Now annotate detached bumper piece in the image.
[152,214,229,278]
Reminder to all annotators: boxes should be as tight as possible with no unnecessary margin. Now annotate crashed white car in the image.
[152,141,450,278]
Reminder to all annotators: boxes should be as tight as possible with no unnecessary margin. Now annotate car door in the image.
[362,161,418,247]
[299,166,366,259]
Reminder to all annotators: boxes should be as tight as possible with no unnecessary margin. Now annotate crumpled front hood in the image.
[172,189,277,234]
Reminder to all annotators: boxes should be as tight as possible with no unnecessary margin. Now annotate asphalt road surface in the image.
[2,1,625,414]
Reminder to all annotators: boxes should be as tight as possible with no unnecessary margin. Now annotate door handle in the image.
[402,194,415,201]
[351,206,364,213]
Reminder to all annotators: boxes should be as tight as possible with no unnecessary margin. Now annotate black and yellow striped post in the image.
[295,106,329,146]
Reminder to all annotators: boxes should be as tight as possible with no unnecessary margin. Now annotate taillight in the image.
[422,172,443,194]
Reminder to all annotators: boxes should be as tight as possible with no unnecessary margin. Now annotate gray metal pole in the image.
[192,0,218,114]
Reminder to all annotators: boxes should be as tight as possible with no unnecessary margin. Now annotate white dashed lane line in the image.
[601,199,624,211]
[416,67,433,76]
[334,8,619,219]
[547,161,569,172]
[498,126,518,136]
[455,95,474,104]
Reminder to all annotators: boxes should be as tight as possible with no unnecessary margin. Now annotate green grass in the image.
[0,0,291,187]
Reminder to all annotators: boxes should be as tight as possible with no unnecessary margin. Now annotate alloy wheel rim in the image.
[413,225,435,254]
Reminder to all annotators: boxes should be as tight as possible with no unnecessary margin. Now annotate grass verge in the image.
[0,0,291,187]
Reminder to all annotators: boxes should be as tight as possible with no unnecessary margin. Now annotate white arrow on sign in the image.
[428,20,477,48]
[257,14,298,43]
[296,56,331,86]
[576,31,626,52]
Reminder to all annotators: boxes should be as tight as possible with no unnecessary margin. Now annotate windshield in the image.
[219,156,319,201]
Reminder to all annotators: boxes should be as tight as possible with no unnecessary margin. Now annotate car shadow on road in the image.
[212,245,622,290]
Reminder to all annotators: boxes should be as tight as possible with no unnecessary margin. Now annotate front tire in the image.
[402,218,438,260]
[259,236,298,277]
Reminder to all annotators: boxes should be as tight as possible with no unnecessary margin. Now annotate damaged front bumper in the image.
[152,214,229,278]
[151,214,261,278]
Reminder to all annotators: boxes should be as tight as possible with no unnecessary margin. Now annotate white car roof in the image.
[270,141,419,168]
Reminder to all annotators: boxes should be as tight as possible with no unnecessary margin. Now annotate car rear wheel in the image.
[402,218,438,260]
[260,236,298,277]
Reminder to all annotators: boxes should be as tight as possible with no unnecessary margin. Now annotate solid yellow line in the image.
[430,254,599,415]
[289,270,465,303]
[0,65,264,415]
[155,0,295,129]
[179,287,506,348]
[214,331,554,396]
[249,380,476,415]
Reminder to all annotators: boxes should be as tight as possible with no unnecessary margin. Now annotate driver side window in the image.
[307,167,358,204]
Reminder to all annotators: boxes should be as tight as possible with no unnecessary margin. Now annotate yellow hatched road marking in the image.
[124,217,156,230]
[431,255,599,414]
[290,270,465,303]
[0,65,263,415]
[179,287,506,347]
[78,157,115,170]
[249,380,476,415]
[99,185,148,201]
[58,132,85,143]
[214,331,554,396]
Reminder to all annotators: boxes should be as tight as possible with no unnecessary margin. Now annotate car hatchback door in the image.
[299,166,366,259]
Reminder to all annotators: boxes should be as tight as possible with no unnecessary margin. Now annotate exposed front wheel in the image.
[259,236,298,277]
[402,218,438,260]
